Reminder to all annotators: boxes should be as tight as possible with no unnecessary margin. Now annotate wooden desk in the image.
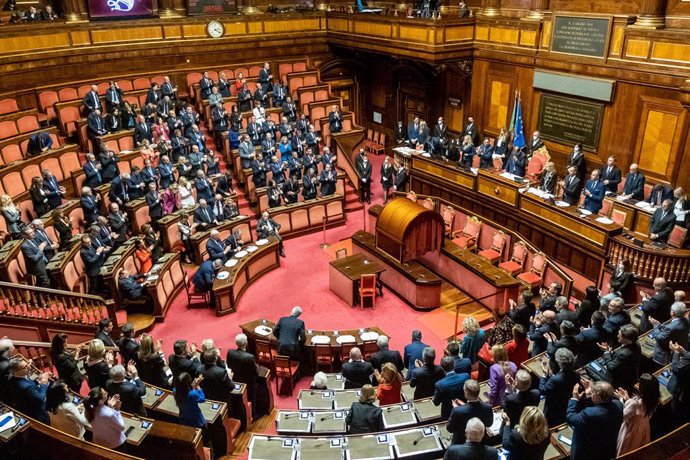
[146,252,185,319]
[608,234,690,284]
[212,237,281,315]
[0,402,30,443]
[521,352,548,380]
[328,253,385,306]
[654,364,673,405]
[477,169,529,208]
[190,214,252,265]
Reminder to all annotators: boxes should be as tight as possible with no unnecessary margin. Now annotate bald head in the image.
[542,310,556,323]
[591,381,614,404]
[465,418,486,442]
[350,347,362,361]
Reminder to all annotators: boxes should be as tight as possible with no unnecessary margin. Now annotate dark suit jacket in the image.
[444,442,499,460]
[201,362,234,404]
[21,239,47,275]
[667,350,690,408]
[83,161,102,188]
[273,316,306,358]
[567,152,587,181]
[403,340,428,377]
[80,245,104,277]
[134,122,153,145]
[562,174,582,205]
[192,260,215,292]
[623,172,645,200]
[652,318,690,365]
[649,207,677,243]
[52,351,83,390]
[583,179,606,213]
[85,360,111,390]
[118,337,140,365]
[509,302,536,331]
[80,195,100,224]
[600,164,622,193]
[648,184,673,207]
[567,398,623,460]
[8,377,49,424]
[540,370,581,427]
[106,378,146,416]
[641,287,674,331]
[446,400,494,444]
[501,389,540,427]
[95,331,117,347]
[168,354,202,380]
[342,360,374,389]
[433,371,470,420]
[207,238,228,263]
[226,348,258,401]
[574,326,607,368]
[370,348,404,372]
[138,353,169,388]
[346,401,383,434]
[603,343,641,391]
[145,191,163,220]
[409,363,445,400]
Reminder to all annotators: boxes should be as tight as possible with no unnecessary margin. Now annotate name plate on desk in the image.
[346,435,394,460]
[551,16,610,58]
[537,93,604,151]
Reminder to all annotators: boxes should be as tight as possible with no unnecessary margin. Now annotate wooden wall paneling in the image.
[483,72,514,135]
[634,96,686,183]
[550,0,642,13]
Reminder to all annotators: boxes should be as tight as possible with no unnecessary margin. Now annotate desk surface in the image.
[328,253,385,282]
[441,240,520,288]
[212,237,279,291]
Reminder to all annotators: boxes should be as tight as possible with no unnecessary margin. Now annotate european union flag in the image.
[513,97,526,149]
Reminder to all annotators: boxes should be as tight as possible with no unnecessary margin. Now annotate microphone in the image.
[281,412,300,420]
[319,413,335,421]
[412,432,425,446]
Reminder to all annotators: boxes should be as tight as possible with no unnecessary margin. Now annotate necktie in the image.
[96,117,102,130]
[204,209,210,222]
[113,91,119,104]
[93,93,98,107]
[607,166,612,175]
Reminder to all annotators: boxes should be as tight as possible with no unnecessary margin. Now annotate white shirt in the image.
[49,402,91,439]
[179,184,195,207]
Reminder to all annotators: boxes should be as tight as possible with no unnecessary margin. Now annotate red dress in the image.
[505,338,530,366]
[135,248,153,273]
[376,380,402,406]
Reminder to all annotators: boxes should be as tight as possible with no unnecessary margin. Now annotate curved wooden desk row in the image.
[191,214,252,265]
[256,176,345,214]
[212,236,281,316]
[261,194,346,240]
[296,382,417,411]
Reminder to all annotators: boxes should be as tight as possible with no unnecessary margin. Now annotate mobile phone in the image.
[211,403,220,410]
[590,362,603,372]
[155,389,163,396]
[661,370,671,379]
[558,435,572,446]
[141,421,152,429]
[125,426,135,437]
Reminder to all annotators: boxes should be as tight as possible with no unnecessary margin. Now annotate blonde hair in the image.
[88,339,105,361]
[463,316,480,335]
[516,406,549,445]
[138,333,155,362]
[359,384,376,403]
[1,194,14,209]
[492,344,512,375]
[380,362,402,386]
[544,162,555,173]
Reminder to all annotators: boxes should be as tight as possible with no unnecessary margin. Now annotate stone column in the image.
[63,0,88,22]
[632,0,668,29]
[480,0,500,17]
[526,0,549,20]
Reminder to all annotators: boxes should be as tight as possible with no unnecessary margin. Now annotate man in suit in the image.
[282,97,297,122]
[446,379,494,445]
[27,130,54,156]
[599,324,641,392]
[134,114,153,147]
[193,199,218,232]
[192,259,221,295]
[226,334,259,417]
[566,143,587,182]
[394,121,407,144]
[161,76,177,100]
[238,134,255,169]
[7,358,51,424]
[640,277,674,332]
[207,229,232,263]
[108,203,129,247]
[80,235,106,294]
[601,155,622,194]
[145,83,160,106]
[302,168,318,200]
[407,117,420,147]
[668,341,690,423]
[158,156,174,189]
[566,381,623,460]
[273,79,287,108]
[529,130,545,154]
[445,341,472,375]
[444,417,498,459]
[403,330,428,378]
[31,219,59,262]
[40,5,59,20]
[621,163,646,200]
[433,356,470,420]
[329,105,343,134]
[82,84,101,114]
[554,296,578,326]
[83,153,103,189]
[501,370,540,427]
[508,290,536,331]
[560,165,582,205]
[539,348,581,427]
[504,147,526,177]
[357,151,372,204]
[193,170,214,204]
[538,283,561,314]
[257,211,285,257]
[258,63,273,93]
[21,227,51,288]
[342,347,374,389]
[582,169,606,213]
[273,306,306,359]
[433,116,448,141]
[528,310,559,357]
[370,335,404,372]
[80,186,101,226]
[145,183,162,223]
[104,81,123,113]
[106,363,146,416]
[118,271,153,312]
[463,116,479,145]
[168,339,203,382]
[648,183,673,208]
[200,349,234,406]
[575,310,608,368]
[409,347,445,400]
[95,318,118,347]
[394,164,408,192]
[42,169,64,209]
[603,297,631,346]
[650,302,689,366]
[649,199,676,244]
[199,72,214,100]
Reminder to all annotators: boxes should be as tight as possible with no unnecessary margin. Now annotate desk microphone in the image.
[319,413,335,421]
[386,406,396,412]
[281,412,300,420]
[412,432,426,446]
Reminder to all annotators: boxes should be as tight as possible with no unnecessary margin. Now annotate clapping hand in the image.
[614,387,629,403]
[670,341,686,354]
[501,411,510,424]
[572,383,585,400]
[540,359,551,376]
[545,332,558,343]
[108,394,122,410]
[597,342,612,353]
[192,375,204,389]
[505,373,515,390]
[127,360,138,378]
[452,398,464,408]
[414,359,423,369]
[648,317,661,327]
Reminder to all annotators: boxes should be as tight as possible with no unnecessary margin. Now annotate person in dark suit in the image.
[200,349,234,405]
[409,347,445,400]
[648,183,673,208]
[7,358,51,424]
[600,324,641,392]
[501,370,540,427]
[257,210,285,257]
[302,168,318,200]
[539,348,581,427]
[508,290,536,331]
[403,330,429,379]
[143,183,162,224]
[603,297,631,346]
[83,153,103,189]
[433,356,470,420]
[80,186,101,227]
[649,199,676,243]
[116,323,139,365]
[539,163,558,194]
[134,115,153,147]
[168,339,202,382]
[118,271,153,313]
[500,406,551,460]
[346,384,384,434]
[621,163,645,201]
[370,335,404,372]
[206,230,232,263]
[394,164,408,192]
[668,341,690,423]
[199,72,214,100]
[342,347,374,389]
[640,277,674,332]
[273,306,306,359]
[537,283,561,314]
[357,151,372,203]
[106,363,146,416]
[560,165,582,205]
[258,63,273,93]
[600,155,622,194]
[394,121,407,144]
[407,117,420,147]
[504,147,526,177]
[27,130,54,156]
[463,116,479,145]
[566,143,587,182]
[611,259,634,302]
[446,379,494,445]
[193,199,218,232]
[191,259,221,295]
[445,417,499,459]
[329,105,343,134]
[575,311,608,368]
[20,227,51,287]
[95,318,118,347]
[650,302,689,366]
[566,381,623,460]
[528,131,545,154]
[226,334,259,417]
[82,84,101,114]
[528,310,559,357]
[108,203,128,247]
[582,169,606,213]
[104,81,123,113]
[50,333,84,393]
[42,170,64,209]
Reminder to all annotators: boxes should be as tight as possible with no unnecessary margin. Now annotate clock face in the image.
[207,20,224,38]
